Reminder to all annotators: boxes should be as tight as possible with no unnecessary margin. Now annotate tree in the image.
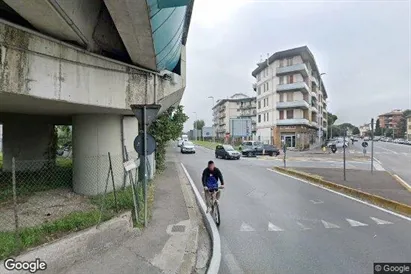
[374,119,382,136]
[352,127,360,135]
[149,105,189,170]
[327,112,338,139]
[193,119,205,130]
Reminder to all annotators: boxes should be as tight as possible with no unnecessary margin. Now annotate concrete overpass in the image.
[0,0,194,195]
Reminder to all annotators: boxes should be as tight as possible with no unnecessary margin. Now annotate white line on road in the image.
[267,168,411,222]
[392,174,411,192]
[370,217,393,225]
[296,222,311,230]
[376,146,399,154]
[268,222,284,232]
[240,222,256,232]
[321,220,340,229]
[309,199,324,204]
[346,219,368,227]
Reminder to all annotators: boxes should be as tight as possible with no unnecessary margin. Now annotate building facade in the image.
[212,93,257,139]
[407,115,411,141]
[251,46,328,149]
[378,110,404,132]
[359,123,371,137]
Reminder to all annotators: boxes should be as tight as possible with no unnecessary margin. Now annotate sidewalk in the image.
[294,168,411,206]
[57,152,210,274]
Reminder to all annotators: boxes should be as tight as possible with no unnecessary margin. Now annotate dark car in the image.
[242,144,280,157]
[215,145,241,160]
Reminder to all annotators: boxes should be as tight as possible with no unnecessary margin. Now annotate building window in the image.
[258,114,261,123]
[258,86,261,95]
[267,112,269,121]
[286,110,293,119]
[287,92,293,102]
[287,75,294,84]
[257,74,261,81]
[279,93,284,102]
[266,82,269,91]
[279,110,284,120]
[258,100,261,109]
[287,57,293,66]
[279,59,284,67]
[279,76,284,85]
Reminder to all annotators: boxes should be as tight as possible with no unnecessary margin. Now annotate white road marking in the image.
[377,146,399,154]
[373,162,385,171]
[321,220,340,229]
[346,219,368,227]
[267,168,411,222]
[309,199,324,204]
[240,222,255,232]
[370,217,393,225]
[268,222,284,231]
[296,222,311,230]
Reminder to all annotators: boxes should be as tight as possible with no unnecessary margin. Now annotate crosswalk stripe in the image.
[240,222,255,232]
[346,219,368,227]
[296,222,311,230]
[268,222,284,231]
[321,220,340,228]
[370,217,393,225]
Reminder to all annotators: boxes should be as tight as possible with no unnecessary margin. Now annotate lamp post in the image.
[319,72,327,143]
[208,96,215,142]
[193,112,198,141]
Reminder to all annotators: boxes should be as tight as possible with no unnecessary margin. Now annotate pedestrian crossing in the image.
[237,216,395,233]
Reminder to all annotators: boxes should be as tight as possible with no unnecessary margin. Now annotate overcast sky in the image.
[181,0,410,131]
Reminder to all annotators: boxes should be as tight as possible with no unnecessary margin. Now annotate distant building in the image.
[378,109,403,131]
[359,123,371,137]
[406,114,411,141]
[212,93,256,139]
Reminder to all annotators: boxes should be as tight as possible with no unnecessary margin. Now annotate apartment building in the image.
[212,93,257,139]
[359,123,371,137]
[251,46,328,148]
[378,109,403,131]
[407,114,411,141]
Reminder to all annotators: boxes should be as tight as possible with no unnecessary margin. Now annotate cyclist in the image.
[202,160,225,213]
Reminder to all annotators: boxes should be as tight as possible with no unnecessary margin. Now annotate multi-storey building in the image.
[378,109,403,131]
[359,123,371,137]
[212,93,257,139]
[406,114,411,141]
[251,46,328,149]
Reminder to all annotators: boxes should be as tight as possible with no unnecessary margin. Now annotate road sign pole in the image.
[343,129,346,181]
[371,118,374,174]
[143,106,148,227]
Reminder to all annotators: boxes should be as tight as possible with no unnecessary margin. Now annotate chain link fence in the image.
[0,148,154,260]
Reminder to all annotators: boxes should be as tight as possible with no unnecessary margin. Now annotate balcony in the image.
[240,110,257,117]
[276,63,309,77]
[276,118,311,126]
[277,82,309,94]
[310,75,319,86]
[252,83,257,91]
[311,106,318,113]
[277,100,310,110]
[311,121,319,128]
[219,105,226,112]
[310,91,317,98]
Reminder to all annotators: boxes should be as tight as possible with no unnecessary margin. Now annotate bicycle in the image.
[205,186,224,226]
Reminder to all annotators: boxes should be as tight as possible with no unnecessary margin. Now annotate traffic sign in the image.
[134,134,156,155]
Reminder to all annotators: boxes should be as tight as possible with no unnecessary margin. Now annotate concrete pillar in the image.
[122,116,139,160]
[2,117,53,171]
[72,114,125,196]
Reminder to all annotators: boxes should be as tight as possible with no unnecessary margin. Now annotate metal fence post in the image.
[343,130,347,181]
[371,118,374,174]
[12,157,21,251]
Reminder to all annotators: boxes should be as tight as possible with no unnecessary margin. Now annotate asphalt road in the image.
[349,141,411,184]
[177,145,411,274]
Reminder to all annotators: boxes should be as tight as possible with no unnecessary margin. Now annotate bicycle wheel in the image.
[213,200,220,226]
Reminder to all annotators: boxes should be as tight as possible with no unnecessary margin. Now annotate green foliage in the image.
[193,119,205,130]
[149,105,189,170]
[352,127,360,135]
[327,112,338,126]
[375,119,382,136]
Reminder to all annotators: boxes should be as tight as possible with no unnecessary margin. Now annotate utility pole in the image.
[208,96,215,142]
[193,112,198,141]
[371,118,374,174]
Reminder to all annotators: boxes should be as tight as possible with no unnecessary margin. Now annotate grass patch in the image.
[0,185,138,260]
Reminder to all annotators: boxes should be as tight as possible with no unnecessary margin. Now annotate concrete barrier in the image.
[181,163,221,274]
[273,167,411,217]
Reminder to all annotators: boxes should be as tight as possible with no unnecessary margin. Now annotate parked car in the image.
[215,145,241,159]
[180,141,195,154]
[242,144,280,157]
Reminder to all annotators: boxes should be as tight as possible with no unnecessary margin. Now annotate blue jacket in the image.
[202,167,224,190]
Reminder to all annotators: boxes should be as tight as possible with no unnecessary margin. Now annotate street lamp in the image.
[193,112,198,141]
[208,96,215,142]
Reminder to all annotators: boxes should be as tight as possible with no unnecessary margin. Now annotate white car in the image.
[177,139,184,147]
[181,141,196,154]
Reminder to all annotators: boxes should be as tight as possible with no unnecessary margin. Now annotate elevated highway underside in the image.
[0,0,193,195]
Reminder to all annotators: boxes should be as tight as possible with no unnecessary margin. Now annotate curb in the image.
[392,174,411,192]
[273,167,411,217]
[180,163,221,274]
[0,211,136,274]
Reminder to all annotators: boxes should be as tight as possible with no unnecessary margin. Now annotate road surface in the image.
[177,145,411,274]
[350,141,411,184]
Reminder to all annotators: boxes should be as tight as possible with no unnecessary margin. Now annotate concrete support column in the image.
[2,117,53,171]
[72,114,124,196]
[122,116,139,160]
